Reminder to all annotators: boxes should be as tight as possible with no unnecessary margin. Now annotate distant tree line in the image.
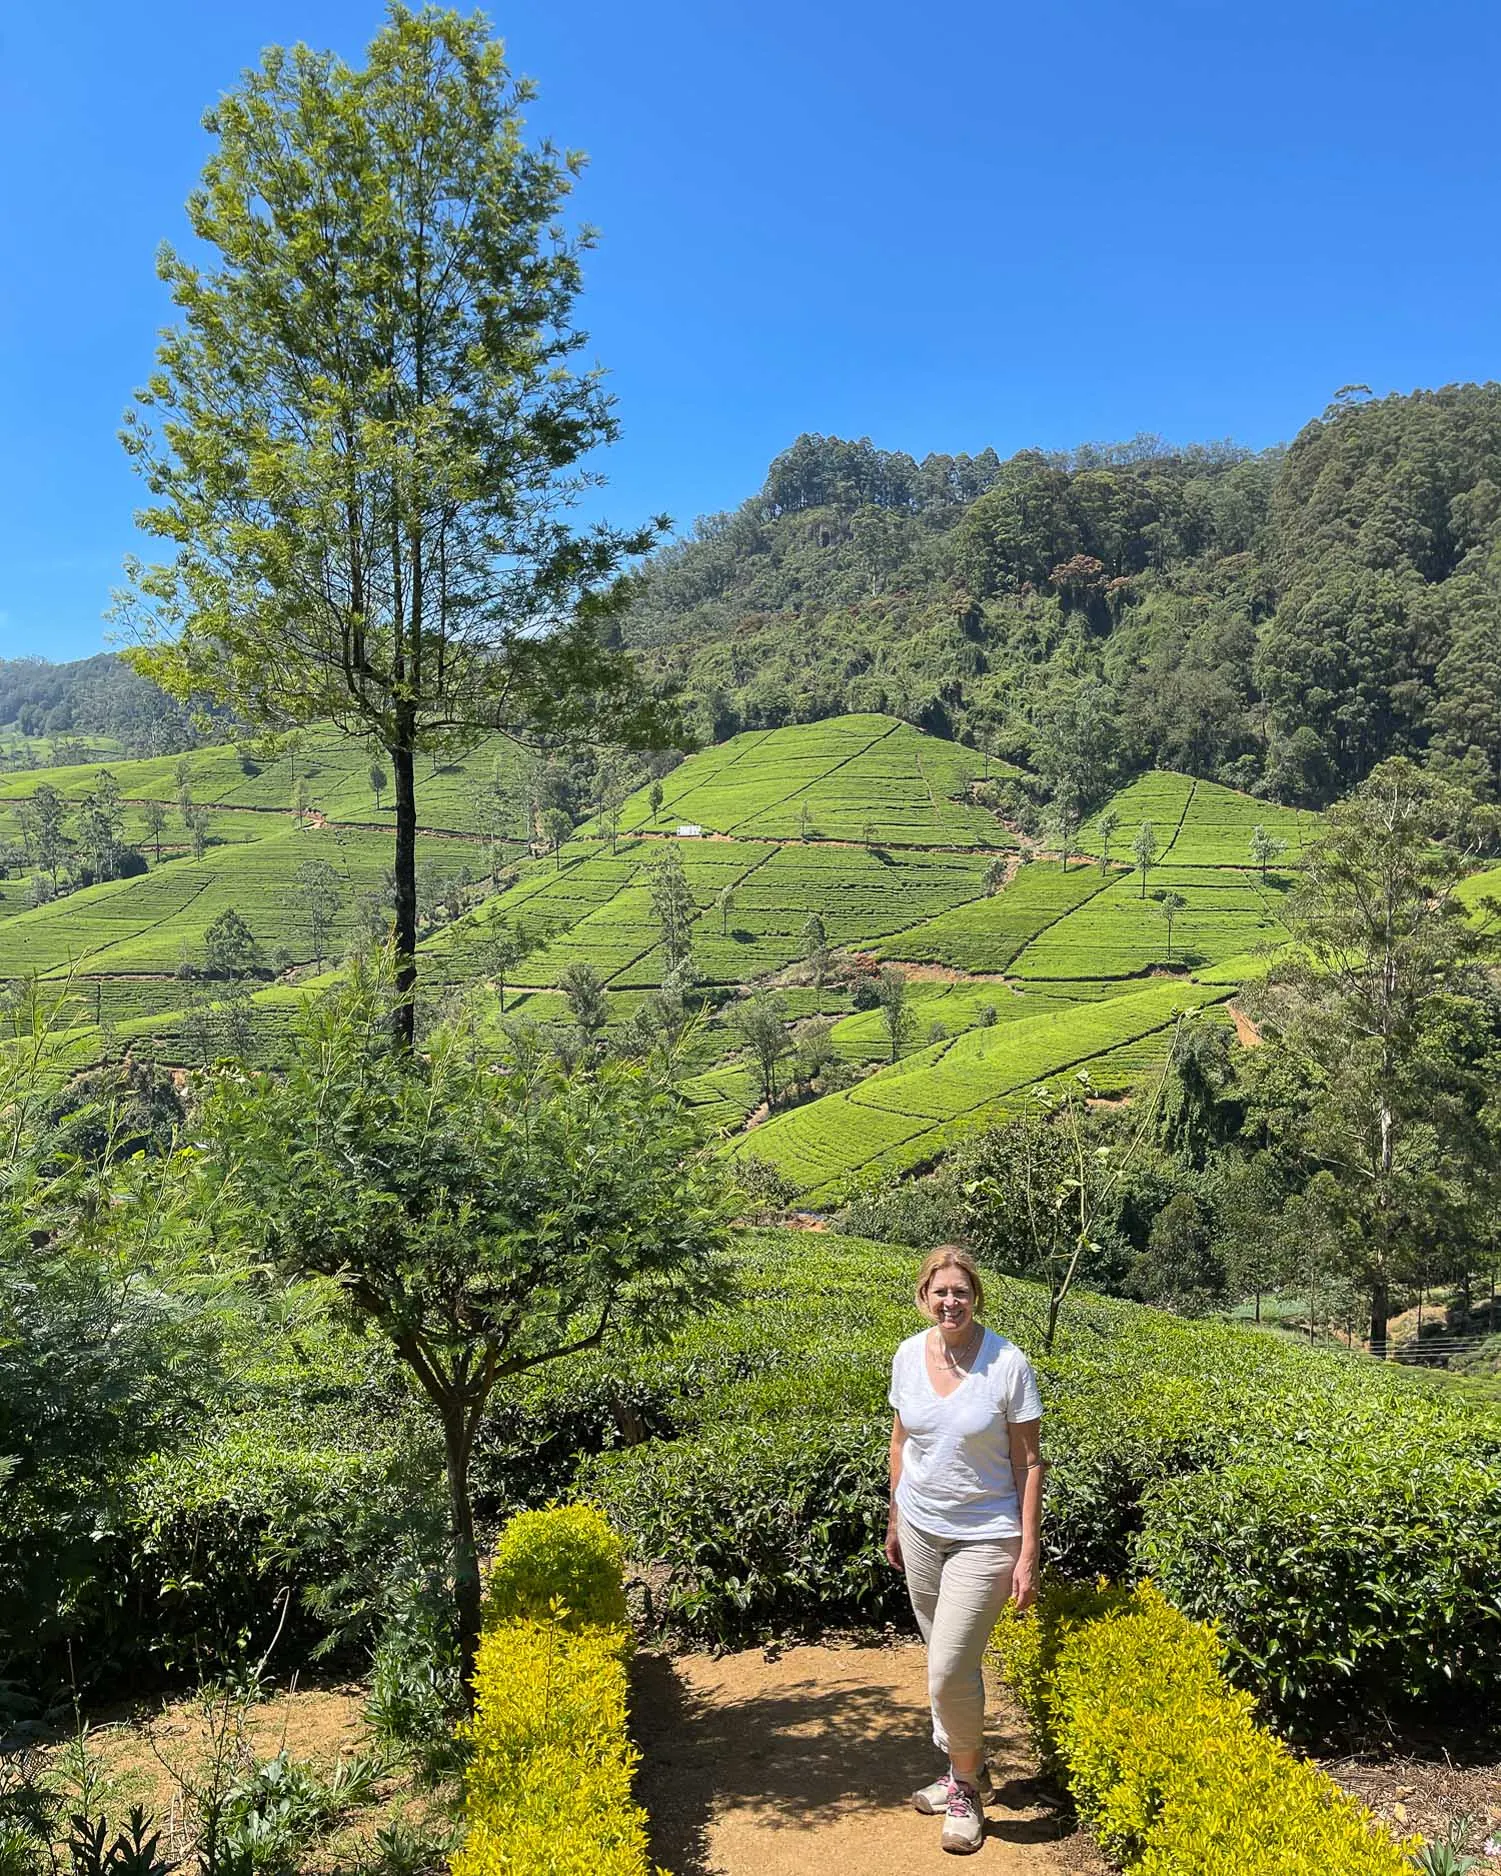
[625,386,1501,811]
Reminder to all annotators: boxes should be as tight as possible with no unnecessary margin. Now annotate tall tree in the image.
[557,959,609,1049]
[1095,807,1121,873]
[1253,758,1498,1355]
[142,799,168,864]
[31,784,69,893]
[1249,824,1287,884]
[1156,887,1187,961]
[876,964,914,1062]
[118,9,670,1046]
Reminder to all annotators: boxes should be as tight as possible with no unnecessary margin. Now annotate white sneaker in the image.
[911,1766,993,1814]
[940,1779,985,1855]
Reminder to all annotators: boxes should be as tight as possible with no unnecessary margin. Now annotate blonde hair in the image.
[915,1244,985,1320]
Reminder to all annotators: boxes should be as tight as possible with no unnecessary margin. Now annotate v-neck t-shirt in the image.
[888,1326,1043,1541]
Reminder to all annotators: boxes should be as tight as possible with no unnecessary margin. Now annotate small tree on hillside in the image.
[202,907,261,981]
[876,965,914,1063]
[185,805,210,862]
[558,960,609,1051]
[201,962,735,1691]
[1133,820,1158,898]
[1156,888,1187,962]
[475,917,532,1013]
[1046,793,1080,872]
[737,992,791,1109]
[1249,824,1287,884]
[540,807,572,872]
[32,785,69,893]
[293,858,342,971]
[716,884,736,937]
[803,910,829,1011]
[1095,807,1120,873]
[984,856,1008,894]
[369,760,388,814]
[648,779,665,824]
[143,800,168,864]
[650,846,696,977]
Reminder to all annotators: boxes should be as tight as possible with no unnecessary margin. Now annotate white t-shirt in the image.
[888,1326,1043,1541]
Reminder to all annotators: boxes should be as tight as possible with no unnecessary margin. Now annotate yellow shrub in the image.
[481,1502,628,1630]
[452,1508,655,1876]
[992,1581,1415,1876]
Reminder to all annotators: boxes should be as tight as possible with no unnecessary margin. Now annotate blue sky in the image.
[3,0,1499,662]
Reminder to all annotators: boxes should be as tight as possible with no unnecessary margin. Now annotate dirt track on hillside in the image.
[631,1639,1107,1876]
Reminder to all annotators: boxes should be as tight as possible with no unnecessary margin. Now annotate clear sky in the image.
[3,0,1499,662]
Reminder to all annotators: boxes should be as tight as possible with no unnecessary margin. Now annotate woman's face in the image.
[927,1265,975,1337]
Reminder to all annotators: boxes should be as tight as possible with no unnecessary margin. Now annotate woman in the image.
[886,1245,1043,1856]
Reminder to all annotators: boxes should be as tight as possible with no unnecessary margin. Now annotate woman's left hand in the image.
[1010,1552,1037,1613]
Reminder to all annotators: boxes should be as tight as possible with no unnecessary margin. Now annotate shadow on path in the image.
[631,1641,1103,1876]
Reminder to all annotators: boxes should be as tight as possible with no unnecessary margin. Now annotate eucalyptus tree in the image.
[117,8,670,1044]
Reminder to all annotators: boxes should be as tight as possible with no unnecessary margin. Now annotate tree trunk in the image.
[442,1405,483,1699]
[392,738,418,1049]
[1369,1274,1390,1361]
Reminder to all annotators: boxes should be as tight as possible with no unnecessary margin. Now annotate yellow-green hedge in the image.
[451,1505,656,1876]
[992,1580,1416,1876]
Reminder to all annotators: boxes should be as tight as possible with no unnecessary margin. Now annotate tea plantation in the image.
[0,711,1310,1137]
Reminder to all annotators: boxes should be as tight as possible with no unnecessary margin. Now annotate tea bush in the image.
[452,1506,651,1876]
[991,1580,1414,1875]
[576,1228,1501,1730]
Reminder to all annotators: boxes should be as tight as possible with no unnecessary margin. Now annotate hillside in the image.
[623,384,1501,808]
[0,713,1322,1242]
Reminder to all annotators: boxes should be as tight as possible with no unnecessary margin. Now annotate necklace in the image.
[933,1322,982,1371]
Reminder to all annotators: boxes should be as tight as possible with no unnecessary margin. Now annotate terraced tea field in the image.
[730,979,1228,1200]
[600,714,1009,848]
[0,711,1350,1206]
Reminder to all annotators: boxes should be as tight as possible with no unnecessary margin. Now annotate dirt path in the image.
[632,1640,1107,1876]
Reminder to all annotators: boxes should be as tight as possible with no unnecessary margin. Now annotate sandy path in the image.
[632,1640,1107,1876]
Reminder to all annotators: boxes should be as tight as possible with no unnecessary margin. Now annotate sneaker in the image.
[941,1779,985,1854]
[911,1766,993,1814]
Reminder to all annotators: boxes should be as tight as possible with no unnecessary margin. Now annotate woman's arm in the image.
[1007,1417,1043,1611]
[885,1412,906,1569]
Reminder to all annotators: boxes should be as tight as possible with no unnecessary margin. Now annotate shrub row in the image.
[990,1579,1414,1875]
[580,1229,1501,1733]
[451,1506,651,1876]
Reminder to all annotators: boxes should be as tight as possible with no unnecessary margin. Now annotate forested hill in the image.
[623,384,1501,809]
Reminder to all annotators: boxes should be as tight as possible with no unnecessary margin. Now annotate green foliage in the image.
[201,956,736,1680]
[452,1509,650,1876]
[574,1229,1501,1731]
[991,1580,1415,1875]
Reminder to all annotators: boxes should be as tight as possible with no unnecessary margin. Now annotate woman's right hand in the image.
[884,1520,903,1570]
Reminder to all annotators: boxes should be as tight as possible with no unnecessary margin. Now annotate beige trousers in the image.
[899,1511,1021,1757]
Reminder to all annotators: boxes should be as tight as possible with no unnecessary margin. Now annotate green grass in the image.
[731,978,1225,1198]
[426,837,991,991]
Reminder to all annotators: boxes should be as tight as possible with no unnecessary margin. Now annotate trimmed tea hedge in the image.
[991,1579,1413,1875]
[451,1506,651,1876]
